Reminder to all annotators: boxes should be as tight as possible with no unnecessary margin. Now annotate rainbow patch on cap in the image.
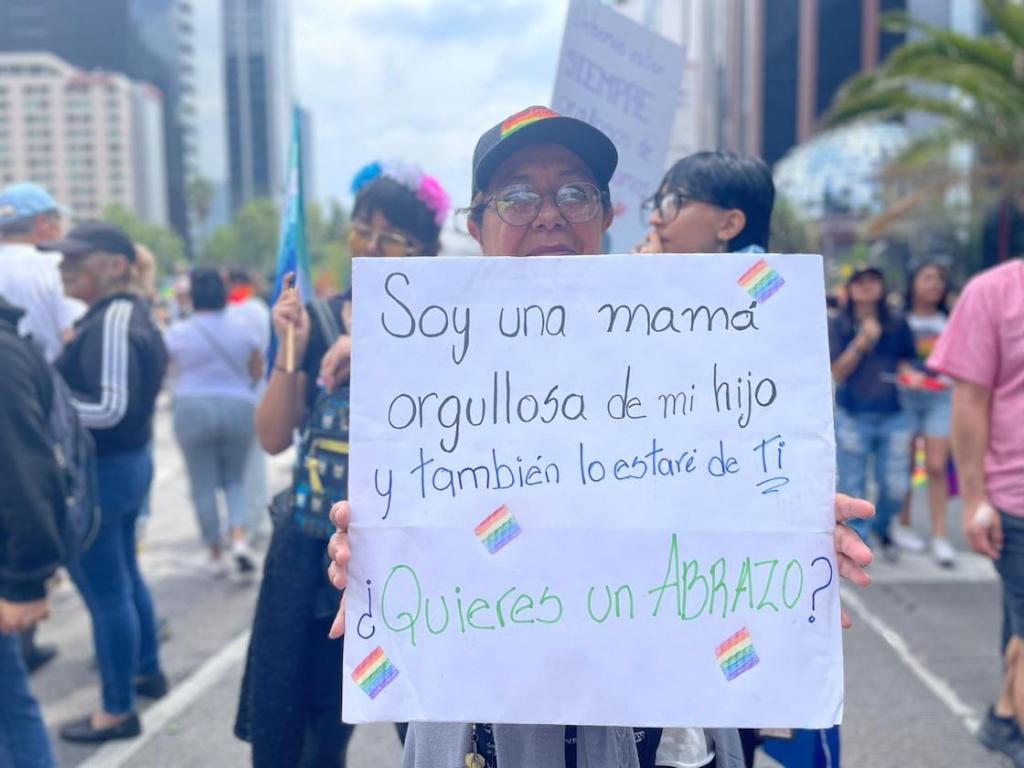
[738,259,785,303]
[475,504,521,554]
[352,647,398,699]
[500,107,558,139]
[715,627,760,681]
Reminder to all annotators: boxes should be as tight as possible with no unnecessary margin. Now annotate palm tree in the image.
[827,0,1024,262]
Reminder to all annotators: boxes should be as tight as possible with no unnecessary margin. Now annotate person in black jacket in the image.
[40,222,169,744]
[0,298,65,768]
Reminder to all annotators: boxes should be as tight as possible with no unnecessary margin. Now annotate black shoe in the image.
[977,707,1024,761]
[878,533,900,563]
[60,713,141,743]
[135,671,169,699]
[24,644,58,674]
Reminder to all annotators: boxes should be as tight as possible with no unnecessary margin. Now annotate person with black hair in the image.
[635,151,774,255]
[234,161,448,768]
[829,266,917,561]
[165,268,264,576]
[892,262,957,566]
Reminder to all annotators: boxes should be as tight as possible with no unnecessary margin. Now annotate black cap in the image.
[471,106,618,200]
[40,220,137,262]
[848,264,886,283]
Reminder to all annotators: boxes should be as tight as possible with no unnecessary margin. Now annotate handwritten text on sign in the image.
[553,0,686,252]
[342,254,842,728]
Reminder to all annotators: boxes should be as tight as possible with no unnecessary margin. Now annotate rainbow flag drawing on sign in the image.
[352,647,398,699]
[738,259,785,303]
[475,504,522,554]
[715,627,760,681]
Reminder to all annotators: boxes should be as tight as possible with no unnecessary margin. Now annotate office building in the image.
[0,51,168,223]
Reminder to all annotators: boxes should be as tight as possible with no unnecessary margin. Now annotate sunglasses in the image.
[345,223,417,258]
[479,182,606,227]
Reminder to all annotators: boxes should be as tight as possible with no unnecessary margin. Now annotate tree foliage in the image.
[102,203,185,277]
[827,0,1024,259]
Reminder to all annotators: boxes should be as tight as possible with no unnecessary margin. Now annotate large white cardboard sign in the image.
[552,0,686,252]
[343,253,842,728]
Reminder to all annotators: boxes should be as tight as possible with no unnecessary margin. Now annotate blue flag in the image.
[267,106,313,371]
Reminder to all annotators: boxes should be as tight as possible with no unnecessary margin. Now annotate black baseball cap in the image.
[40,220,137,262]
[471,106,618,199]
[848,264,886,283]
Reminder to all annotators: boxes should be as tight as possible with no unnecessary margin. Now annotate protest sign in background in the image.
[343,253,842,728]
[552,0,686,253]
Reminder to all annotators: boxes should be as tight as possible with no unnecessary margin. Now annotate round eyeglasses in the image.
[481,182,606,227]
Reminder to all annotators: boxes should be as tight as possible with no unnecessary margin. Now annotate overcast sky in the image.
[293,0,569,208]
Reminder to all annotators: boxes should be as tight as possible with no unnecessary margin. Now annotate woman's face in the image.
[848,273,884,305]
[912,265,946,309]
[469,143,612,257]
[347,209,422,258]
[648,182,745,254]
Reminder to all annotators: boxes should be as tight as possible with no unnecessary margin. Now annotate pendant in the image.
[464,753,486,768]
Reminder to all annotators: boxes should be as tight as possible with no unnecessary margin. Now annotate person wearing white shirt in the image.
[0,183,80,363]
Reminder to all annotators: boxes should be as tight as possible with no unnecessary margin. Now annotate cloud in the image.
[293,0,569,208]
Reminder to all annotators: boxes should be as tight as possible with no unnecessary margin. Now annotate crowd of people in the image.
[0,102,1021,768]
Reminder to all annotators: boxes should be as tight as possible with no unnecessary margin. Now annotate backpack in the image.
[289,298,350,540]
[48,367,100,561]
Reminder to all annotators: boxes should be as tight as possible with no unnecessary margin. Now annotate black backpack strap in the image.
[309,298,343,348]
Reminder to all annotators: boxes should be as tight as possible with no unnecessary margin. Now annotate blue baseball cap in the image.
[0,183,70,229]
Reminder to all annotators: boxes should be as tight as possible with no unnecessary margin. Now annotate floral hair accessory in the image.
[350,160,451,227]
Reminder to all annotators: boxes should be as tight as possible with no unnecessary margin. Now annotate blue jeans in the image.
[0,632,55,767]
[70,448,162,715]
[835,409,912,542]
[173,397,256,546]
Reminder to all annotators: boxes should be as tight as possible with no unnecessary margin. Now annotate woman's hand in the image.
[318,335,352,393]
[834,493,874,628]
[271,273,310,367]
[632,228,664,254]
[855,316,882,350]
[327,501,351,639]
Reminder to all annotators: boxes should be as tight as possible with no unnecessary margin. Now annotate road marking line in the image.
[842,586,981,733]
[78,629,251,768]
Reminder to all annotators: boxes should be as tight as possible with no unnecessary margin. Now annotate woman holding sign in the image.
[234,162,449,768]
[326,107,875,768]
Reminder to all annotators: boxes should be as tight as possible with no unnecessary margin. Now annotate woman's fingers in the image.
[329,593,347,639]
[835,523,873,569]
[329,501,350,531]
[834,493,874,525]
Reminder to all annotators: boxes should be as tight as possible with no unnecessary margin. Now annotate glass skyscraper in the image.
[222,0,292,212]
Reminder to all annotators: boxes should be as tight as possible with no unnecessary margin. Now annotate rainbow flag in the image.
[912,437,928,488]
[352,647,398,699]
[715,627,760,681]
[738,259,785,303]
[475,504,522,554]
[500,106,557,139]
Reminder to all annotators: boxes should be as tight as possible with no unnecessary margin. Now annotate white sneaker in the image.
[892,525,927,552]
[931,537,957,568]
[232,540,257,574]
[203,556,229,579]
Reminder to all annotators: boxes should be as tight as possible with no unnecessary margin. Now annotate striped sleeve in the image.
[72,299,132,429]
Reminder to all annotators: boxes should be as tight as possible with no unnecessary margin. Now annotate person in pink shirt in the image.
[928,257,1024,765]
